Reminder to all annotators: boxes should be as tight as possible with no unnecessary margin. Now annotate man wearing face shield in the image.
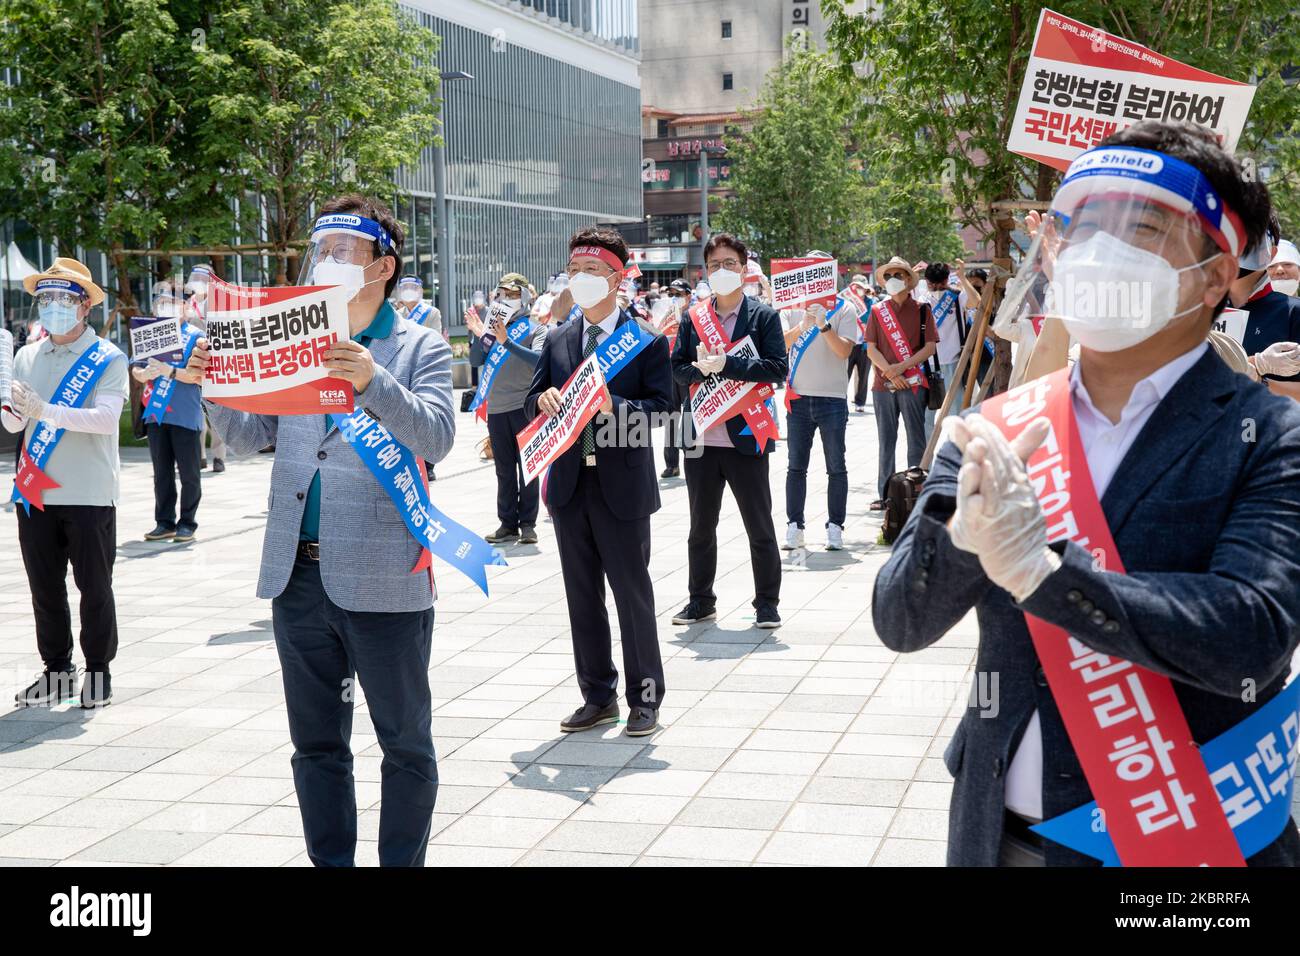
[474,272,547,545]
[670,233,789,630]
[133,280,206,544]
[4,258,128,709]
[394,275,442,335]
[185,194,455,867]
[1229,224,1300,401]
[873,121,1300,867]
[524,227,673,737]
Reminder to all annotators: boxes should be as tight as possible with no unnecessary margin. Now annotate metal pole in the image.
[699,148,710,273]
[434,96,452,329]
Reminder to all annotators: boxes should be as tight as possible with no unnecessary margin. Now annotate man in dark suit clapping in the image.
[525,227,674,737]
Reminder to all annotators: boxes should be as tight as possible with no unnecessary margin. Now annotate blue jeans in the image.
[272,555,437,866]
[784,395,848,528]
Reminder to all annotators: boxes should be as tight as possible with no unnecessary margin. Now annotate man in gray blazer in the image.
[189,194,454,867]
[875,123,1300,866]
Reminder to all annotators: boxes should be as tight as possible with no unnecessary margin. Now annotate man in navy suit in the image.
[875,122,1300,866]
[670,233,789,629]
[525,228,674,737]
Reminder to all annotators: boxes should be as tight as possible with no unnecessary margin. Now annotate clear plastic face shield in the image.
[994,146,1243,353]
[152,290,182,319]
[398,278,422,304]
[32,279,89,335]
[296,213,394,302]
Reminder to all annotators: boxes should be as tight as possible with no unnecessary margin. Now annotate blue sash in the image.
[333,411,507,594]
[11,339,123,514]
[560,304,581,326]
[143,323,202,425]
[967,306,995,358]
[406,302,432,326]
[1033,678,1300,864]
[787,297,847,390]
[593,318,654,381]
[469,314,533,416]
[932,289,959,328]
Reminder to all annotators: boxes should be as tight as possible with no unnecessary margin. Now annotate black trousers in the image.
[847,344,872,407]
[147,422,202,529]
[17,504,119,670]
[685,446,781,608]
[272,555,437,867]
[487,407,538,529]
[551,468,665,710]
[663,378,692,469]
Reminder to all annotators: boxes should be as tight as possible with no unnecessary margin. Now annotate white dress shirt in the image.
[581,303,620,348]
[1003,342,1209,819]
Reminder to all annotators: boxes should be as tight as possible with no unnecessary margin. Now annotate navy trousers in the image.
[487,406,539,529]
[271,554,437,866]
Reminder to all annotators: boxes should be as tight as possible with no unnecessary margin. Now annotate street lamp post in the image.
[699,147,710,275]
[434,70,474,329]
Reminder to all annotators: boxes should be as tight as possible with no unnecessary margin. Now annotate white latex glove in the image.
[145,357,173,380]
[693,349,727,376]
[10,381,46,421]
[948,414,1058,602]
[1254,341,1300,377]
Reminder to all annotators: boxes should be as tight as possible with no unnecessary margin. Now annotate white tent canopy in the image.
[2,241,39,286]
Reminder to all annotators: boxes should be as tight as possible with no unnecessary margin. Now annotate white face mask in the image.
[400,290,420,303]
[154,303,180,318]
[708,267,743,296]
[1051,230,1217,353]
[743,283,761,297]
[569,271,613,310]
[312,260,370,302]
[1273,277,1299,296]
[884,276,907,296]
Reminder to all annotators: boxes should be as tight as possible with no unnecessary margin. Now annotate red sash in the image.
[874,299,926,393]
[982,369,1244,867]
[688,299,778,452]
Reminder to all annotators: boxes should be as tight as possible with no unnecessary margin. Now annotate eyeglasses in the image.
[706,258,743,271]
[566,263,616,278]
[316,238,375,265]
[35,291,83,309]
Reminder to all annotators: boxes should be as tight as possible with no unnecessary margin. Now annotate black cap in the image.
[668,279,692,295]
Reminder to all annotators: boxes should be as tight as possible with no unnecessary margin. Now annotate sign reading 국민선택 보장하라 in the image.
[1007,8,1256,172]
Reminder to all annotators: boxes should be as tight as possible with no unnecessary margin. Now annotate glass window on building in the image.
[721,20,732,39]
[722,72,733,91]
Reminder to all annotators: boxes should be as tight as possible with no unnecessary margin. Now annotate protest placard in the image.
[202,277,354,415]
[1212,307,1249,345]
[129,316,183,364]
[0,328,13,411]
[516,352,609,485]
[770,257,838,310]
[1008,9,1256,172]
[689,335,763,434]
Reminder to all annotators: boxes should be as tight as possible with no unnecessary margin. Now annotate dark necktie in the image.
[580,325,602,458]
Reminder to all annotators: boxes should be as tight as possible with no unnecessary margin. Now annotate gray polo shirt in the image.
[483,321,548,414]
[12,327,129,506]
[781,301,861,399]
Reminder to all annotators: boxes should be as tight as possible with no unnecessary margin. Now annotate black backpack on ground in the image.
[882,466,927,544]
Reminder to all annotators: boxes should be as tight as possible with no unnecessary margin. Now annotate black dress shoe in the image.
[660,467,680,479]
[518,525,538,544]
[559,700,619,733]
[485,524,519,544]
[173,524,197,543]
[15,667,78,707]
[212,458,226,474]
[625,707,659,737]
[755,603,782,629]
[81,668,112,709]
[671,600,716,625]
[144,524,176,541]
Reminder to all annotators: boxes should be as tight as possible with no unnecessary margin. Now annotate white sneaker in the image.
[783,522,805,550]
[826,523,844,550]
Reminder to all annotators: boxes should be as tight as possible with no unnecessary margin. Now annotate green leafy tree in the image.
[0,0,218,319]
[860,153,966,264]
[197,0,441,284]
[714,46,873,260]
